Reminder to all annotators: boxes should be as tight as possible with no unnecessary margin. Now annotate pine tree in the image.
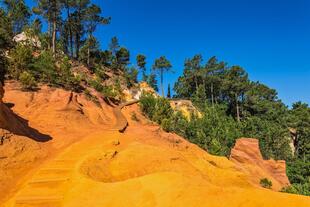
[223,66,249,122]
[184,54,202,92]
[33,0,63,54]
[147,73,158,92]
[109,36,120,56]
[3,0,30,35]
[116,47,130,70]
[0,8,12,84]
[136,54,147,81]
[152,56,172,97]
[84,4,110,66]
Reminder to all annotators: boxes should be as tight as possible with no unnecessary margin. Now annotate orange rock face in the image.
[0,82,309,207]
[230,138,290,190]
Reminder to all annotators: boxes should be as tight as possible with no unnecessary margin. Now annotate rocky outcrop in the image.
[230,138,290,190]
[170,99,202,119]
[13,32,41,48]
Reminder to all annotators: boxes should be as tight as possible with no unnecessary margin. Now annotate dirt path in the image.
[3,130,121,207]
[2,100,136,207]
[111,99,139,132]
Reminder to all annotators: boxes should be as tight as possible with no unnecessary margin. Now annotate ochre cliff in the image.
[0,81,309,207]
[230,138,290,191]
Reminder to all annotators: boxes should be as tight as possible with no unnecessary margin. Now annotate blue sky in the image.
[26,0,310,106]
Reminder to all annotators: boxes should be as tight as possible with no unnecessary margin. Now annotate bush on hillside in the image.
[8,44,34,78]
[139,94,241,156]
[58,56,81,91]
[281,183,310,196]
[32,50,57,84]
[139,92,173,124]
[260,178,272,189]
[19,71,37,90]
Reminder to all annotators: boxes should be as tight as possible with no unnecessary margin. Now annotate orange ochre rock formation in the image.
[0,81,309,207]
[230,138,290,191]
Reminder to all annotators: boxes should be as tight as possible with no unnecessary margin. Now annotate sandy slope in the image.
[1,82,309,207]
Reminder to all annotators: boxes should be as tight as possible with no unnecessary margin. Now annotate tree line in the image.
[0,0,176,95]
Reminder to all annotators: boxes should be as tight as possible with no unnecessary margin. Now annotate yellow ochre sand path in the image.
[2,102,310,207]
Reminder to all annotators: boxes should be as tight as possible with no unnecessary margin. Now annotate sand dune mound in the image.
[80,142,200,183]
[230,138,290,190]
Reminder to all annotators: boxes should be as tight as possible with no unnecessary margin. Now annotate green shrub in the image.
[260,178,272,189]
[9,44,34,78]
[102,85,118,99]
[130,112,139,122]
[89,79,118,99]
[241,116,292,160]
[19,71,37,90]
[281,183,310,196]
[139,92,173,124]
[95,68,109,81]
[139,92,157,119]
[58,56,81,91]
[89,79,104,92]
[32,50,57,84]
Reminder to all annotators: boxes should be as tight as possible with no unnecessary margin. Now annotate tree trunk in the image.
[211,82,214,107]
[87,47,90,66]
[202,78,206,99]
[66,2,73,57]
[69,28,73,57]
[235,93,240,122]
[48,22,51,50]
[52,10,57,55]
[161,68,164,97]
[195,75,198,93]
[76,33,80,59]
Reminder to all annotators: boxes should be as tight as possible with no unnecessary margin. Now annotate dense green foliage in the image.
[139,93,241,156]
[140,54,310,196]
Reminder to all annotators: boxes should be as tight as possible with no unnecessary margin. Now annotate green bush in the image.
[58,56,81,91]
[89,79,118,99]
[32,50,57,84]
[139,92,173,124]
[19,71,37,90]
[9,44,34,78]
[139,94,241,156]
[241,116,292,160]
[130,112,139,122]
[260,178,272,189]
[139,92,157,119]
[281,183,310,196]
[95,67,109,81]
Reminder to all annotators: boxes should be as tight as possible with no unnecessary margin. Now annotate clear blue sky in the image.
[26,0,310,106]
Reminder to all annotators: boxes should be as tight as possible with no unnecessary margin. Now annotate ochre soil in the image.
[1,81,309,207]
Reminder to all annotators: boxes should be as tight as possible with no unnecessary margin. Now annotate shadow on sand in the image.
[0,102,52,142]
